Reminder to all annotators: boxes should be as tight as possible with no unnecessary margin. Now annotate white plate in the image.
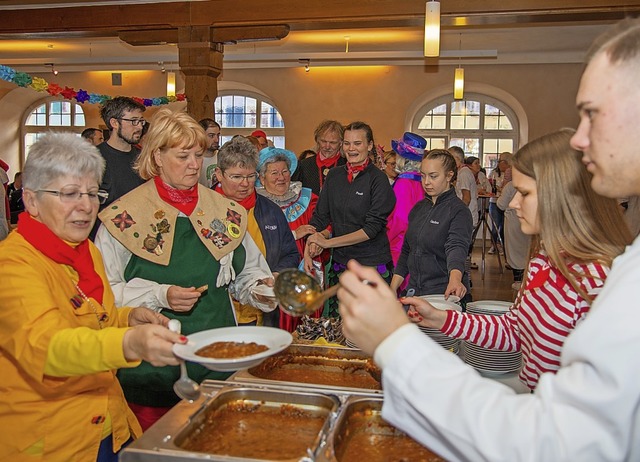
[419,294,461,304]
[416,297,462,312]
[467,300,512,313]
[252,284,276,297]
[173,326,292,372]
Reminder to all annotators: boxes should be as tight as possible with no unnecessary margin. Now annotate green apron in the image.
[117,217,246,407]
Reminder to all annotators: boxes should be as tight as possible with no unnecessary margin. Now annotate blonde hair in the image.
[135,108,207,180]
[512,129,632,302]
[498,151,513,165]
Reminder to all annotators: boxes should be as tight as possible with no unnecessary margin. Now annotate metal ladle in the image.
[168,319,201,403]
[274,269,341,317]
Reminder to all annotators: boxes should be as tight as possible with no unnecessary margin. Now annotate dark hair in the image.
[299,149,316,160]
[81,127,100,139]
[425,149,458,183]
[464,156,479,165]
[344,121,379,166]
[198,118,220,130]
[100,96,146,131]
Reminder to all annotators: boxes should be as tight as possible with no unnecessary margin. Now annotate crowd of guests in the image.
[3,18,640,460]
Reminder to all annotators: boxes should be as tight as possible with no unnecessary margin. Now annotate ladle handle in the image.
[321,283,341,300]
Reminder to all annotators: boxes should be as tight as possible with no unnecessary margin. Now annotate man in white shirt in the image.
[449,145,479,271]
[198,118,221,188]
[338,18,640,462]
[448,146,478,228]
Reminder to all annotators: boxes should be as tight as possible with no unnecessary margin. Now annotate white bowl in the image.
[173,326,292,372]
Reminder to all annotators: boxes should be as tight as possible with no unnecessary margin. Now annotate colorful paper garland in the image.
[0,64,186,106]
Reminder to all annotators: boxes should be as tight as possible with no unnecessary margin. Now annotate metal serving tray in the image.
[230,344,382,395]
[318,396,446,462]
[120,383,340,462]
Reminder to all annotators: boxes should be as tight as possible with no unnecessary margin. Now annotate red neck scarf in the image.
[214,184,257,210]
[316,153,341,189]
[17,213,104,303]
[154,176,198,216]
[347,158,370,183]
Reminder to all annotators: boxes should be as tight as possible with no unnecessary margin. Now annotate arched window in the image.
[214,92,285,147]
[23,99,86,161]
[412,93,518,170]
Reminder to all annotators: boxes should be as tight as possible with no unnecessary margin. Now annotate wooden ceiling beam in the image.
[1,0,639,35]
[118,25,290,46]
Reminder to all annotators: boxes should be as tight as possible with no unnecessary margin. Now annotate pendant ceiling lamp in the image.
[424,0,441,57]
[166,71,176,97]
[454,34,464,99]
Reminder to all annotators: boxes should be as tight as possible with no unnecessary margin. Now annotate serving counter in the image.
[121,344,527,461]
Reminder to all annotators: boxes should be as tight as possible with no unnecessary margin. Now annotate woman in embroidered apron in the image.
[95,109,276,430]
[0,133,185,461]
[404,130,632,390]
[304,121,396,318]
[256,146,324,331]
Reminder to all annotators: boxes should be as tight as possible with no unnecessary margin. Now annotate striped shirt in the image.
[442,252,608,389]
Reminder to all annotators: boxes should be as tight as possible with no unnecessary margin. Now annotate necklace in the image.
[73,283,106,329]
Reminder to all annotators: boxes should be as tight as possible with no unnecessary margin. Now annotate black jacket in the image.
[310,163,395,266]
[395,187,473,295]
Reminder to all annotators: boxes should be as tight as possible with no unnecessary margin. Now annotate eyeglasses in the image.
[37,188,109,204]
[265,169,291,179]
[223,172,258,183]
[117,117,147,127]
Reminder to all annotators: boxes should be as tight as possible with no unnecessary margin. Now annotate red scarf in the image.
[347,158,370,183]
[154,176,198,216]
[316,153,341,189]
[17,213,104,303]
[214,184,257,210]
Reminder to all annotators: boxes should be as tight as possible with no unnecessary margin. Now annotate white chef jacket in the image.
[376,236,640,461]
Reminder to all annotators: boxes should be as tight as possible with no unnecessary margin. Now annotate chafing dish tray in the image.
[319,396,447,462]
[120,383,340,462]
[230,344,382,394]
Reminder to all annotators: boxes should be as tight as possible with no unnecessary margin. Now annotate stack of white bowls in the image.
[415,295,462,354]
[462,300,522,374]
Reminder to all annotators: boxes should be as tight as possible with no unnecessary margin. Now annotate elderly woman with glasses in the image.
[214,137,299,329]
[256,146,323,331]
[0,132,185,461]
[95,110,276,430]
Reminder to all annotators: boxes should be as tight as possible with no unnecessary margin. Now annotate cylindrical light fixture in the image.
[424,0,441,57]
[166,71,176,97]
[454,67,465,100]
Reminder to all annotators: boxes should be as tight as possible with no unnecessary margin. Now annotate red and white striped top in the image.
[442,252,608,390]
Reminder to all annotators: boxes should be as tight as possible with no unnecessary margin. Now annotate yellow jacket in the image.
[0,232,142,461]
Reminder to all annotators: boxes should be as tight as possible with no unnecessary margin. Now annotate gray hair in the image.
[258,153,290,176]
[396,156,421,174]
[447,145,465,163]
[217,136,259,171]
[23,132,105,191]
